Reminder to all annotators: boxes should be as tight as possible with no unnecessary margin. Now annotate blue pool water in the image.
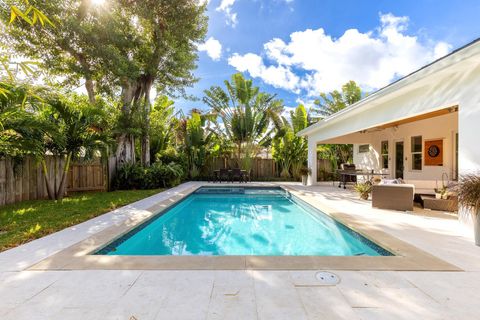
[96,187,392,256]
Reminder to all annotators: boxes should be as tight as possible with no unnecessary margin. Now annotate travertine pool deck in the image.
[1,182,480,319]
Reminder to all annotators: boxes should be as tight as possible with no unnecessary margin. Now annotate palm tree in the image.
[39,95,111,200]
[0,81,51,159]
[273,104,309,178]
[312,80,362,119]
[203,73,283,170]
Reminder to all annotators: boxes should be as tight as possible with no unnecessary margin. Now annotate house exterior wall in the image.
[353,112,458,190]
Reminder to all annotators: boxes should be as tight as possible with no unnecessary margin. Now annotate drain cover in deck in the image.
[315,271,340,285]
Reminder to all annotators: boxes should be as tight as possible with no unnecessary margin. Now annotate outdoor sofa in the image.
[372,183,415,211]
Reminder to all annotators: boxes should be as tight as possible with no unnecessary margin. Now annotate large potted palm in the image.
[458,173,480,246]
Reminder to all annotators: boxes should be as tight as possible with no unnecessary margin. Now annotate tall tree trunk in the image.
[116,133,135,167]
[140,77,154,167]
[237,142,242,167]
[117,75,154,167]
[141,135,150,166]
[41,160,55,200]
[116,80,138,166]
[56,153,72,201]
[85,79,96,104]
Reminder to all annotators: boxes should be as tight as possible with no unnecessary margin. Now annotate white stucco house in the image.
[297,38,480,224]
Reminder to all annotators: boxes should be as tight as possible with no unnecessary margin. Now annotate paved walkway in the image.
[1,182,479,320]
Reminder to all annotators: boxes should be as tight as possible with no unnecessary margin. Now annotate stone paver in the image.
[1,182,480,319]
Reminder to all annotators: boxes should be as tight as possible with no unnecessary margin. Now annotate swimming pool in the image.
[96,187,392,256]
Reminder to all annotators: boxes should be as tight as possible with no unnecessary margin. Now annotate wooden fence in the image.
[205,158,333,180]
[0,155,333,206]
[0,156,106,206]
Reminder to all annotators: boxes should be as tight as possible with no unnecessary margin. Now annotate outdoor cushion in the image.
[380,179,399,184]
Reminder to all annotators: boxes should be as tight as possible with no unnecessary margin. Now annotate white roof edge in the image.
[297,37,480,137]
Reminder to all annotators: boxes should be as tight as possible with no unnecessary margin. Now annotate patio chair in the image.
[243,169,251,183]
[218,168,230,183]
[231,168,244,183]
[211,170,220,183]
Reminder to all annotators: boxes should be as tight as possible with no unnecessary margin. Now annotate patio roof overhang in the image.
[311,106,459,145]
[297,38,480,144]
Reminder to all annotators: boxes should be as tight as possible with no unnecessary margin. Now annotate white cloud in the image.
[228,53,300,92]
[216,0,238,27]
[228,13,451,96]
[198,37,223,61]
[295,97,316,111]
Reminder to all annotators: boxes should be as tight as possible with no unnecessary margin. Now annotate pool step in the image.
[195,187,245,194]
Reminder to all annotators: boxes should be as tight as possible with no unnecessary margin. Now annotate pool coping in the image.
[28,183,462,271]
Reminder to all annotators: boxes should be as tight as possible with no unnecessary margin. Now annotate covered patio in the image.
[298,39,480,224]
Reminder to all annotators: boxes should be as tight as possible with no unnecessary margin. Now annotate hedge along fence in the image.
[0,156,106,206]
[204,157,333,180]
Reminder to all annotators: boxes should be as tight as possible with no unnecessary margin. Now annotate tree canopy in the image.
[1,0,208,166]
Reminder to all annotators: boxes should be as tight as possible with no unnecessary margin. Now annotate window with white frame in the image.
[381,141,389,169]
[358,144,369,153]
[411,136,422,170]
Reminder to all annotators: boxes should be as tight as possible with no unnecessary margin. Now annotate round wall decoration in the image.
[428,144,440,158]
[424,139,443,166]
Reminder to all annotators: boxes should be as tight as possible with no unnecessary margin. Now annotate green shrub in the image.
[144,161,184,189]
[112,162,145,190]
[113,161,184,190]
[156,148,187,173]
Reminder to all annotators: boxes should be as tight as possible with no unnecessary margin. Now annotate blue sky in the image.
[176,0,480,113]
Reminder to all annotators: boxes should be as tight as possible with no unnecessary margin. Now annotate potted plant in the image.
[434,186,448,200]
[458,173,480,246]
[299,167,312,186]
[354,182,372,200]
[435,173,450,199]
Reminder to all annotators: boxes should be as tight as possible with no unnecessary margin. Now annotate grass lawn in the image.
[0,189,162,252]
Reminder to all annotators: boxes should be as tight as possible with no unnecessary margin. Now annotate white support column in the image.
[307,137,318,186]
[458,80,480,228]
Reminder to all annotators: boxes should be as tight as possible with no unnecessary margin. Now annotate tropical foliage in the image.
[0,0,368,200]
[312,80,362,120]
[112,161,183,190]
[0,81,49,159]
[204,73,283,170]
[1,0,208,166]
[313,81,363,169]
[175,110,214,178]
[1,83,111,200]
[38,95,111,200]
[272,104,309,178]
